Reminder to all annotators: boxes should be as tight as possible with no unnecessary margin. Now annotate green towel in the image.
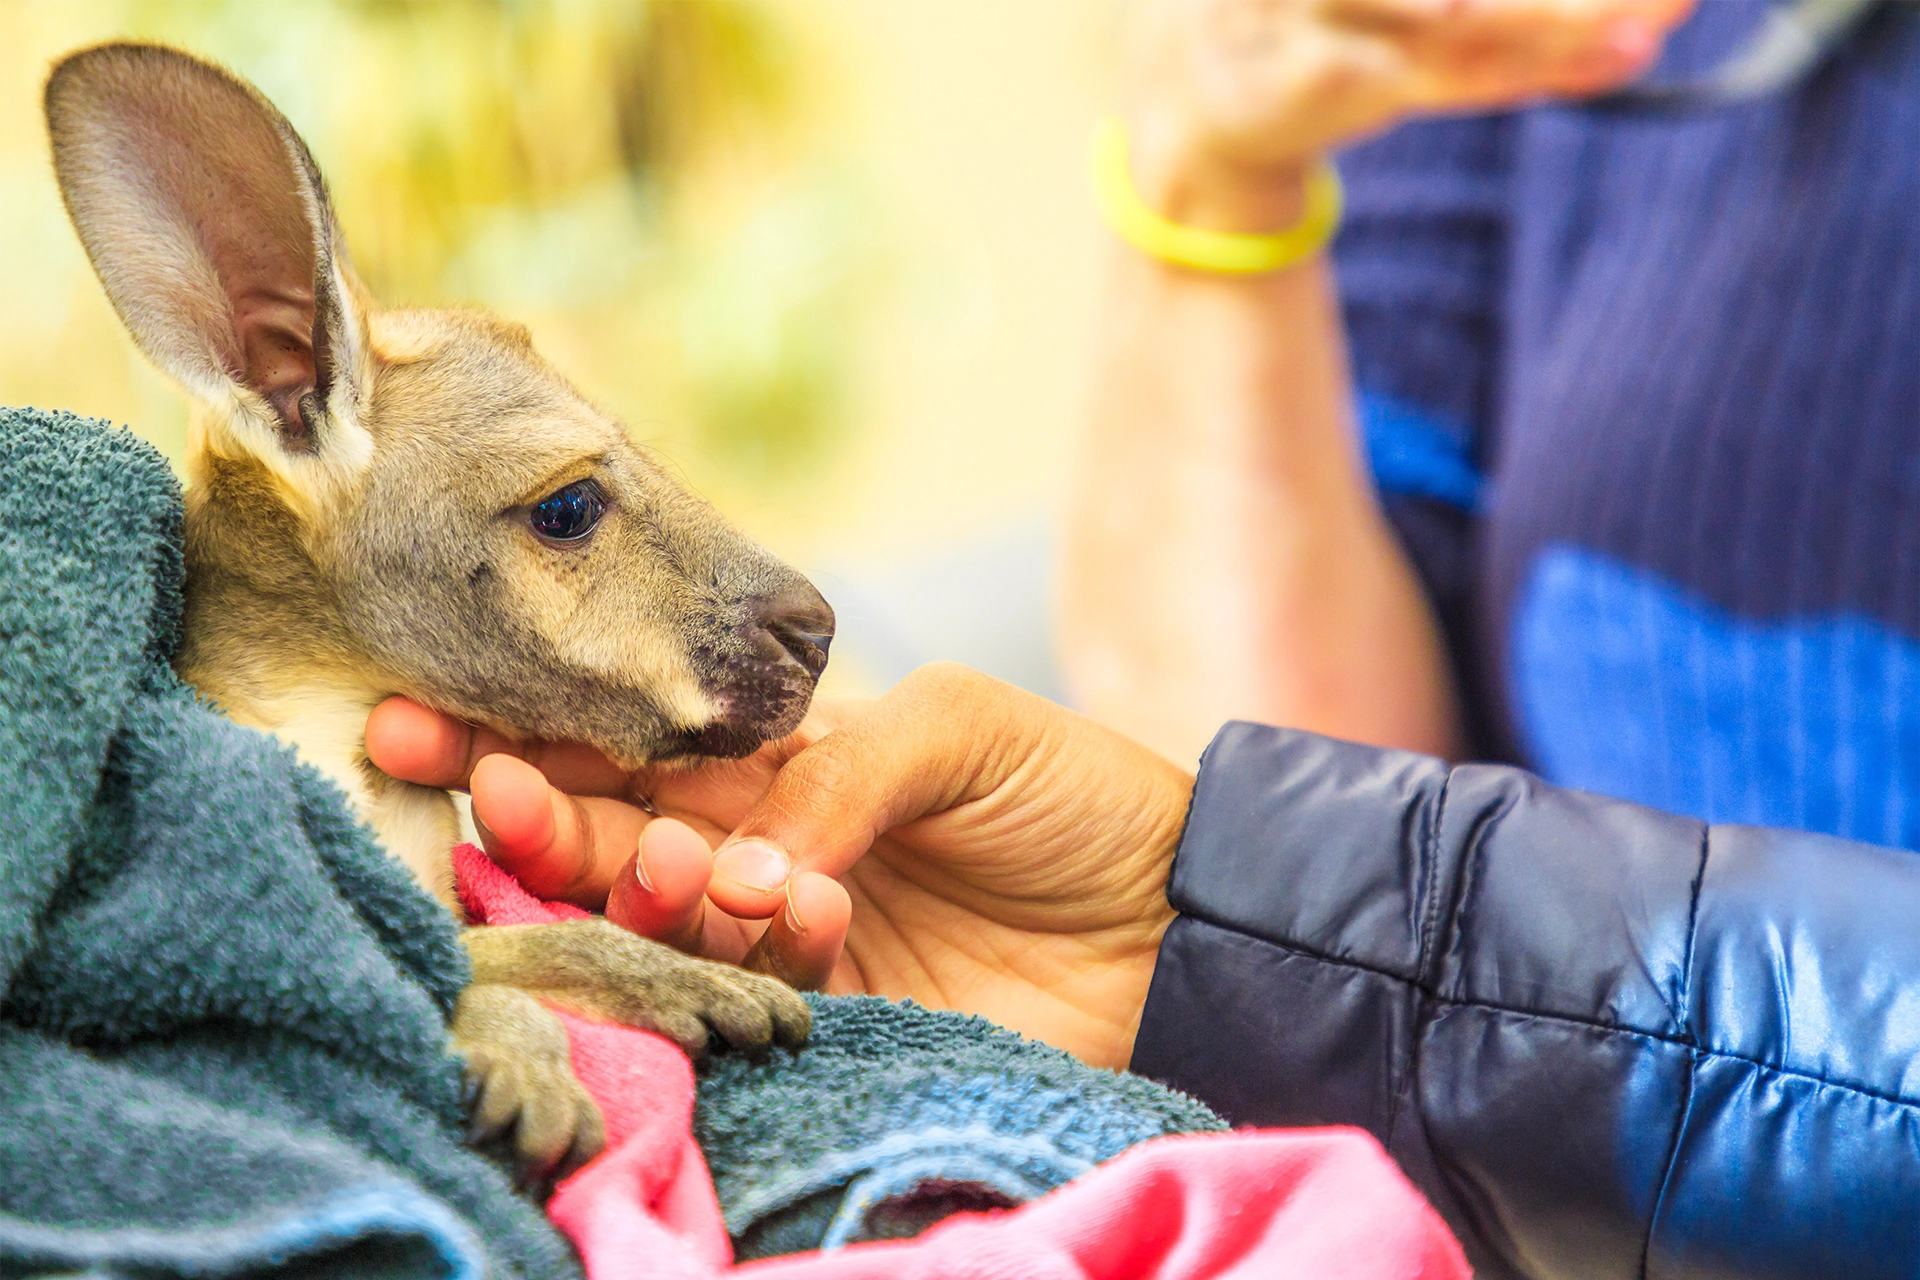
[0,408,575,1280]
[698,996,1226,1260]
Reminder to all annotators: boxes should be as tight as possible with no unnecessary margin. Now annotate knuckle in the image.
[787,747,861,806]
[904,661,1009,727]
[906,660,984,700]
[759,747,862,832]
[555,794,608,901]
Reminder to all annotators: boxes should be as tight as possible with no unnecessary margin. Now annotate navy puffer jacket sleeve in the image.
[1131,722,1920,1280]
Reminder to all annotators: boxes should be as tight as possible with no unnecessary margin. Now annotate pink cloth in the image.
[454,843,1470,1280]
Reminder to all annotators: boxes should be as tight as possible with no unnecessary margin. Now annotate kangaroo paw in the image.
[465,919,812,1060]
[450,982,605,1195]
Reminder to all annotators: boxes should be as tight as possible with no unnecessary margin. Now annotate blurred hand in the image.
[366,664,1195,1068]
[1126,0,1696,229]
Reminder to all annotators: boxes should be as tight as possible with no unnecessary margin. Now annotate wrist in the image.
[1127,111,1319,236]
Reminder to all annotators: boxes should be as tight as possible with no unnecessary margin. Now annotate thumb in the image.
[704,664,1037,918]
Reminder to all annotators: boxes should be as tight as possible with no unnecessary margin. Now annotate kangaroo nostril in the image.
[778,627,833,666]
[756,583,835,678]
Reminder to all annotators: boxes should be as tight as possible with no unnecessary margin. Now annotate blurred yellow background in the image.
[0,0,1122,699]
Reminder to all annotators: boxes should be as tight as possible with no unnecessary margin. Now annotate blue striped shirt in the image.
[1336,0,1920,846]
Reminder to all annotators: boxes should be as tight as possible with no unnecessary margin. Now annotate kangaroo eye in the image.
[529,481,605,543]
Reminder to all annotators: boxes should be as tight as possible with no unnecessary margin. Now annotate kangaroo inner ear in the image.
[45,43,360,455]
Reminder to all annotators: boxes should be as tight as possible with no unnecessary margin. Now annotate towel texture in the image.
[0,408,577,1280]
[698,999,1226,1258]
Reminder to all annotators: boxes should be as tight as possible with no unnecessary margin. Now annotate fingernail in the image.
[714,839,791,893]
[633,838,657,894]
[784,878,808,934]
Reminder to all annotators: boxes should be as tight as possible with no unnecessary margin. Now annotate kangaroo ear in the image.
[46,43,367,464]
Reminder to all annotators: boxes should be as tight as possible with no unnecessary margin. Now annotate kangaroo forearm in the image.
[1061,251,1461,764]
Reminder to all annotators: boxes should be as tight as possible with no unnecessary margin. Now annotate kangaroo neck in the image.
[174,471,463,909]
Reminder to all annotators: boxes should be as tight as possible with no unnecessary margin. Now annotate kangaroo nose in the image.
[755,582,835,678]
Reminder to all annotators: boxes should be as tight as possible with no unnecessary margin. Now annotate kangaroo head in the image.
[45,42,833,768]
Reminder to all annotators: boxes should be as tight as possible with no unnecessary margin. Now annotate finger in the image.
[1320,0,1459,38]
[366,696,502,789]
[705,663,1042,919]
[1340,0,1683,104]
[1407,34,1651,107]
[1322,0,1650,42]
[1533,32,1661,94]
[469,753,647,908]
[1422,0,1676,61]
[605,818,716,954]
[365,696,635,797]
[739,871,852,992]
[600,822,766,966]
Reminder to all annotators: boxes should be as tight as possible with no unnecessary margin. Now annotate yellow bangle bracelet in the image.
[1090,118,1342,276]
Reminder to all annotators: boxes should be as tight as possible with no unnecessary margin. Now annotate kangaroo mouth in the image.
[654,661,820,762]
[658,698,810,761]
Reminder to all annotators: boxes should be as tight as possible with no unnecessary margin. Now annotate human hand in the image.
[366,665,1196,1069]
[1125,0,1696,230]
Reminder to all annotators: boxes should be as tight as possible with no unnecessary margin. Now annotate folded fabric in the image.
[458,846,1471,1280]
[695,1000,1224,1259]
[739,1130,1471,1280]
[0,408,577,1280]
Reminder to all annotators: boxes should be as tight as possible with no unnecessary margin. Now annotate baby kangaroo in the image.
[45,43,828,1186]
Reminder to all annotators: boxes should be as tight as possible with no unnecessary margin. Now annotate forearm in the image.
[1061,242,1460,764]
